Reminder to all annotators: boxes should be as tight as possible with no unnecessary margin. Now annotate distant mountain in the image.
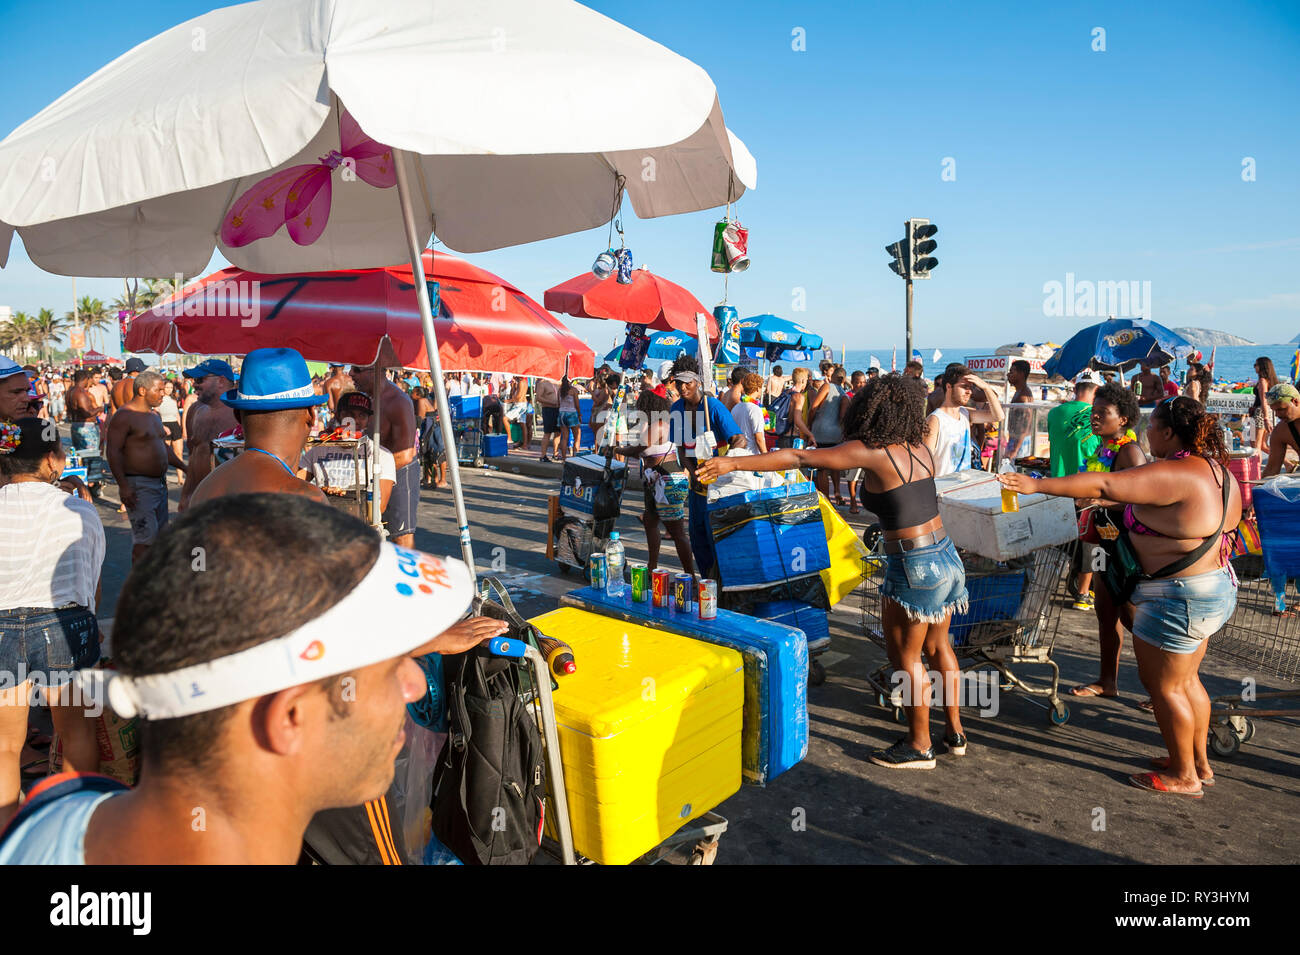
[1173,327,1255,347]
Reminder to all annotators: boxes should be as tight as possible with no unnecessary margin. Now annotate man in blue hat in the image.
[178,359,239,511]
[0,356,29,423]
[190,348,328,508]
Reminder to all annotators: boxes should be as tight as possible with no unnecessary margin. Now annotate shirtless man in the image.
[105,371,187,563]
[65,370,101,454]
[323,364,353,421]
[1004,359,1035,458]
[348,364,419,548]
[189,348,327,508]
[765,364,786,406]
[178,359,239,511]
[110,357,147,413]
[1263,383,1300,477]
[720,367,746,410]
[505,374,533,450]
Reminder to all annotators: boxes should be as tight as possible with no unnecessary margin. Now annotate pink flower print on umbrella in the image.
[221,109,397,248]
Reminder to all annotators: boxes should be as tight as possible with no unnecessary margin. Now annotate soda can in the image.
[673,573,693,612]
[588,552,607,591]
[698,579,717,620]
[629,563,649,603]
[792,437,805,450]
[652,569,671,608]
[616,247,634,284]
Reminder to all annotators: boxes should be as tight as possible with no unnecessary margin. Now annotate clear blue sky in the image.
[1,0,1297,355]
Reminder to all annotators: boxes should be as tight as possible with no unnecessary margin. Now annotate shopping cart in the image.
[1203,561,1300,758]
[860,535,1073,726]
[484,635,728,865]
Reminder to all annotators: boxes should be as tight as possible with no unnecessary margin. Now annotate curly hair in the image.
[1151,395,1228,464]
[1093,381,1141,430]
[843,373,927,448]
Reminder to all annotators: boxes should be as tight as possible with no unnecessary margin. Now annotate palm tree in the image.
[32,308,67,364]
[1,311,39,362]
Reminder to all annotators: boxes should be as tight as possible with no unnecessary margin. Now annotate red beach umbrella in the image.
[544,267,718,340]
[127,251,593,380]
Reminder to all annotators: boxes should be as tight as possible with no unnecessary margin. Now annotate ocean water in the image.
[771,344,1298,389]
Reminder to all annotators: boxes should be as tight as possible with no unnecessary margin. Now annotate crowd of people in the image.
[0,342,1289,863]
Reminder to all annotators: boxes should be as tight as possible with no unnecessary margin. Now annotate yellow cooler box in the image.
[529,608,743,865]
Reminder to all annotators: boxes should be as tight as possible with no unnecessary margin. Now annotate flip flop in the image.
[1148,756,1214,785]
[1069,684,1117,698]
[1128,771,1203,798]
[1137,699,1155,712]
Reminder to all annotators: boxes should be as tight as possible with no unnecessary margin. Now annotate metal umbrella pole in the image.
[394,149,477,579]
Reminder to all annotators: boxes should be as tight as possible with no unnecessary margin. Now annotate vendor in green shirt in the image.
[1047,372,1103,476]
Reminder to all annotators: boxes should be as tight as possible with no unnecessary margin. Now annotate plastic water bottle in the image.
[605,532,625,597]
[999,458,1019,513]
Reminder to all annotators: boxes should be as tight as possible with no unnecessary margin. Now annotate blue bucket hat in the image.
[183,358,238,383]
[221,348,327,412]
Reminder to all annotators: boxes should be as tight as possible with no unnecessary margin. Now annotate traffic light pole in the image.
[905,277,914,365]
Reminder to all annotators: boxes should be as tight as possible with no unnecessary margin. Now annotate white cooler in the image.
[935,469,1076,561]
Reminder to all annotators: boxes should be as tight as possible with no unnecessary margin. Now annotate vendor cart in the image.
[859,535,1074,726]
[551,452,628,574]
[483,629,729,866]
[1201,558,1300,758]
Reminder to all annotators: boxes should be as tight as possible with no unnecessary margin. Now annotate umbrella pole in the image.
[394,150,476,579]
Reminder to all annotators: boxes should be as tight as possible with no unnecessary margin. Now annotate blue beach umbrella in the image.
[1044,318,1195,380]
[742,344,811,362]
[604,329,699,367]
[739,314,823,351]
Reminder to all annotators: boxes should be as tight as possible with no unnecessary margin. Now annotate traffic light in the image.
[885,238,909,278]
[908,219,938,279]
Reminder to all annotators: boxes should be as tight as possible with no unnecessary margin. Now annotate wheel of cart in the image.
[486,637,728,865]
[1201,561,1300,757]
[860,532,1074,727]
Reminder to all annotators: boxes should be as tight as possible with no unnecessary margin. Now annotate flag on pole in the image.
[912,350,923,365]
[891,347,897,371]
[1209,345,1217,380]
[932,348,943,364]
[1290,347,1299,384]
[869,355,881,370]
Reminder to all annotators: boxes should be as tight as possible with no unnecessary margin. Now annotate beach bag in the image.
[767,391,793,437]
[819,493,868,607]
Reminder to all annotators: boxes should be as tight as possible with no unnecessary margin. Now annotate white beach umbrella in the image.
[0,0,756,574]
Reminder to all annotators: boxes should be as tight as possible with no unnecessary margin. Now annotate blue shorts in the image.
[0,606,101,683]
[880,536,969,624]
[1131,565,1237,654]
[560,411,581,428]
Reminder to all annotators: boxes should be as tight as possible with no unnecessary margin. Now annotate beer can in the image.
[792,437,805,450]
[673,573,693,612]
[698,579,717,620]
[616,247,634,284]
[629,563,649,603]
[588,553,607,591]
[652,569,671,608]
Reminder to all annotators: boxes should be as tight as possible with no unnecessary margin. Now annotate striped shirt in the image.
[0,482,105,612]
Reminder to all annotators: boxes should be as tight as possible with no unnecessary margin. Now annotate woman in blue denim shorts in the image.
[0,418,106,826]
[701,374,969,769]
[1000,396,1242,797]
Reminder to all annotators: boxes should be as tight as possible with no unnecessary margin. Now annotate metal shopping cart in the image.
[1202,560,1300,758]
[860,533,1074,726]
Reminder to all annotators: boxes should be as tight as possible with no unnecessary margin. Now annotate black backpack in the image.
[429,579,547,865]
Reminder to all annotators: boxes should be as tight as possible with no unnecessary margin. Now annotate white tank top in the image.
[928,407,973,476]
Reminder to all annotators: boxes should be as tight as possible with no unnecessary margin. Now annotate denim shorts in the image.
[0,606,101,684]
[1131,565,1237,654]
[560,411,581,428]
[880,536,970,624]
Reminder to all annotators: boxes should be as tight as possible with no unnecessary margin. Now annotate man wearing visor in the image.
[1263,382,1300,478]
[0,493,503,864]
[666,355,746,580]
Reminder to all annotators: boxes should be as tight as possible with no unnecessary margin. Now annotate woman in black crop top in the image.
[700,374,969,770]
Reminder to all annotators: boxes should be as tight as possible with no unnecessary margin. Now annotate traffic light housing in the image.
[885,238,908,278]
[908,219,938,279]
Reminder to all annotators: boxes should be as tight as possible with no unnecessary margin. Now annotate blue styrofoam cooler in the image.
[752,598,830,653]
[708,482,831,589]
[559,454,627,517]
[482,433,508,458]
[561,586,809,786]
[449,395,481,421]
[948,571,1025,647]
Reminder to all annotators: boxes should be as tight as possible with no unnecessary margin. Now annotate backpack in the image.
[768,391,793,436]
[429,579,547,865]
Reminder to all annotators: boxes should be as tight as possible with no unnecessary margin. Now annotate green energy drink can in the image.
[630,563,649,603]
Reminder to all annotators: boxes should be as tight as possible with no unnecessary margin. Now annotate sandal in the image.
[1128,771,1203,798]
[1149,756,1214,785]
[1137,698,1155,712]
[848,505,861,515]
[1069,684,1117,698]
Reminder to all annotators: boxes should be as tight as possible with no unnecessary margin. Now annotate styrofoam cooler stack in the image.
[935,469,1076,561]
[449,394,481,421]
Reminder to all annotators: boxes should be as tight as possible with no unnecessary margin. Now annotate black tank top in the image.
[858,443,941,532]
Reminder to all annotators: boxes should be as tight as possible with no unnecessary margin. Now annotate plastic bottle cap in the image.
[609,532,619,540]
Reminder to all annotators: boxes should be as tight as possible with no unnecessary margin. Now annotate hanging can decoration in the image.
[711,219,750,273]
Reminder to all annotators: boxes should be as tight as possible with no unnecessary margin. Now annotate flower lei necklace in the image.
[1083,428,1136,472]
[741,393,771,430]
